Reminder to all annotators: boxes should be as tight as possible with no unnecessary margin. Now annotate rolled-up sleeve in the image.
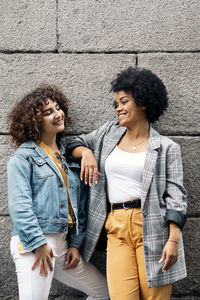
[66,121,112,155]
[164,144,187,230]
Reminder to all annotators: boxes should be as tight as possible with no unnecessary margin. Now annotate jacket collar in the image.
[141,125,161,206]
[19,141,66,156]
[148,125,161,150]
[19,140,79,169]
[113,122,161,150]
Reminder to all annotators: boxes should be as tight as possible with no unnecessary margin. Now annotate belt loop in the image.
[111,203,114,215]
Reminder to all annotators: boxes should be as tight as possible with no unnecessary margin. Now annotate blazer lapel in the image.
[141,127,161,206]
[100,125,126,174]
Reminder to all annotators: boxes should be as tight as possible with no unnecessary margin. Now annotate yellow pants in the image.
[105,207,172,300]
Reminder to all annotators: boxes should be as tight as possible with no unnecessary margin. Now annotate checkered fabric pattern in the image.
[67,121,187,288]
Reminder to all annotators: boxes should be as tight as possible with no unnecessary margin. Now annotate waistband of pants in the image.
[111,198,141,210]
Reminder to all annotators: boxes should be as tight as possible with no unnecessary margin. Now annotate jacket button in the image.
[60,203,64,208]
[59,183,63,188]
[143,210,147,217]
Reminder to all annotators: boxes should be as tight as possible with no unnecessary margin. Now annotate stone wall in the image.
[0,0,199,299]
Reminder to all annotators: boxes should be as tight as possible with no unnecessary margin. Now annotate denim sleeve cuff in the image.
[67,141,86,153]
[165,209,187,230]
[23,236,47,252]
[68,238,82,250]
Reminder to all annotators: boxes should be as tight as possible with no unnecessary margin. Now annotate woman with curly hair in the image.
[7,85,109,300]
[67,67,187,300]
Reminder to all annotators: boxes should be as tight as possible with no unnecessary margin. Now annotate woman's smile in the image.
[115,91,147,128]
[40,98,65,139]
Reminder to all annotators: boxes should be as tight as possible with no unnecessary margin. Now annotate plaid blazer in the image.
[67,121,187,287]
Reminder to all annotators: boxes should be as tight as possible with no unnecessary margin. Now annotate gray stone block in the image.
[168,136,200,216]
[58,0,200,52]
[0,53,135,134]
[0,216,17,298]
[172,218,200,296]
[0,135,14,214]
[138,54,200,135]
[0,0,57,51]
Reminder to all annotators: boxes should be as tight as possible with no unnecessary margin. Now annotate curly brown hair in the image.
[8,84,72,147]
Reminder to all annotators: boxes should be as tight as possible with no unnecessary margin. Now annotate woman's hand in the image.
[64,247,80,270]
[159,221,181,272]
[80,148,99,186]
[31,244,54,276]
[159,240,179,272]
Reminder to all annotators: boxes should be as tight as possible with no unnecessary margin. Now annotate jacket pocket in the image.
[31,156,55,178]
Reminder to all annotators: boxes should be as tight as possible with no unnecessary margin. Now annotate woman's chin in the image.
[119,119,127,127]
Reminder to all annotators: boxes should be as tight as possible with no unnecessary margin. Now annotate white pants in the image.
[10,234,109,300]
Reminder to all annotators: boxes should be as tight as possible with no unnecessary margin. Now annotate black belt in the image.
[111,198,141,210]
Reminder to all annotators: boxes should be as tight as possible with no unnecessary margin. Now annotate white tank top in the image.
[105,146,146,203]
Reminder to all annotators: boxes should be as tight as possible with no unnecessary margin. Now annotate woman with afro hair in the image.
[7,84,109,300]
[67,67,187,300]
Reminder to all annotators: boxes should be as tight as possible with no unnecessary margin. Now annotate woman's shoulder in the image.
[8,141,37,162]
[96,120,123,137]
[152,128,181,152]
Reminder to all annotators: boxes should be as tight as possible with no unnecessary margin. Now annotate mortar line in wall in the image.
[0,50,200,55]
[135,54,138,67]
[55,0,59,53]
[0,50,58,54]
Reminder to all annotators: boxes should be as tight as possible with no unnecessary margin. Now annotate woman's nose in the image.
[116,104,122,111]
[54,111,62,118]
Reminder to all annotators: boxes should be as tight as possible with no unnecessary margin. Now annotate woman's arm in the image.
[72,147,99,185]
[164,143,187,230]
[160,143,187,271]
[7,154,47,251]
[67,121,113,185]
[160,222,181,272]
[7,154,54,276]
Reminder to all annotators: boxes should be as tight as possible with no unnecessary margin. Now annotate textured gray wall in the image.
[0,0,199,299]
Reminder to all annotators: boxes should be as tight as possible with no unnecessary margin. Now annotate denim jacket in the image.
[7,141,87,253]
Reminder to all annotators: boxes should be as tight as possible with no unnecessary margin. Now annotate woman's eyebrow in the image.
[42,108,52,113]
[119,96,130,101]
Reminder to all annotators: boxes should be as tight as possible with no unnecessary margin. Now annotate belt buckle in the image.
[123,201,129,209]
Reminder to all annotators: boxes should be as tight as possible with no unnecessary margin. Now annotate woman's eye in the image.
[122,101,128,105]
[43,111,51,116]
[113,101,118,109]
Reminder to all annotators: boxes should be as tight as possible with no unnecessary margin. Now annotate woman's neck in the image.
[40,134,59,152]
[125,120,150,140]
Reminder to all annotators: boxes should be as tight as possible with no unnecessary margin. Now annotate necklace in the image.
[131,141,143,151]
[54,151,67,172]
[131,139,146,151]
[54,151,62,162]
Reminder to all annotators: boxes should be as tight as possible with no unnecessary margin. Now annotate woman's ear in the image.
[141,106,147,111]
